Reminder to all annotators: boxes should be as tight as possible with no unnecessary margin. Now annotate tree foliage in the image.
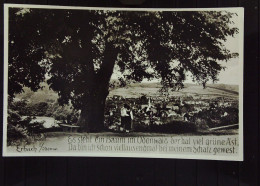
[8,8,238,129]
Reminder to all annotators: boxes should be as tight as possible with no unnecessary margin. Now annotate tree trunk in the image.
[77,90,108,132]
[77,41,117,132]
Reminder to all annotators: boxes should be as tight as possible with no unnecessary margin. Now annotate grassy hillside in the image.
[206,84,239,95]
[109,82,239,98]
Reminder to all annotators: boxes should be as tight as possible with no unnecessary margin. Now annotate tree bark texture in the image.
[77,42,117,132]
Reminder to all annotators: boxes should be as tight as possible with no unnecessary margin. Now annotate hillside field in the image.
[108,82,239,98]
[15,82,239,102]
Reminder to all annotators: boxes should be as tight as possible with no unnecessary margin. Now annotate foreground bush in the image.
[7,109,45,145]
[191,106,238,128]
[134,120,197,133]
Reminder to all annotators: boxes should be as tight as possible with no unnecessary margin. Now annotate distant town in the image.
[105,93,238,132]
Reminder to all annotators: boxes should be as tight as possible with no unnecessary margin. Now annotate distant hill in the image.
[109,82,239,98]
[206,84,239,95]
[14,82,239,103]
[15,82,58,103]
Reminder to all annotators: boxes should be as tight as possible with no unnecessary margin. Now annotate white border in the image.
[3,3,245,11]
[238,7,244,162]
[3,4,244,161]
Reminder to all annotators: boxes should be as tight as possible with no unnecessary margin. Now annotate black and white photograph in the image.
[3,4,244,160]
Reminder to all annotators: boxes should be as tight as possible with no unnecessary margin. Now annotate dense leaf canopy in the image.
[8,8,238,109]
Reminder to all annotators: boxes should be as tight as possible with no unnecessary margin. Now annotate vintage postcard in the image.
[3,4,244,160]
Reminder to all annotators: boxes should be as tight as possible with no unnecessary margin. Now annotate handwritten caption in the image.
[16,142,58,153]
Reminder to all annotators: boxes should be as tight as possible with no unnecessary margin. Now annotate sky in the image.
[187,10,242,85]
[184,36,240,85]
[199,12,241,85]
[214,34,241,85]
